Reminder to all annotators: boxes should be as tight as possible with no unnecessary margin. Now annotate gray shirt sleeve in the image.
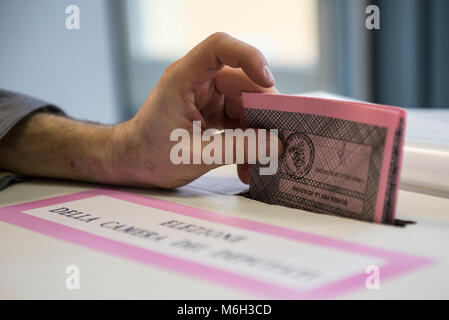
[0,89,64,190]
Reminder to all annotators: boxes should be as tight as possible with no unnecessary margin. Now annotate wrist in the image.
[86,122,126,185]
[92,120,143,186]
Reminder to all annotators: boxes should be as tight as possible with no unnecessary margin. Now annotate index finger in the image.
[178,32,275,88]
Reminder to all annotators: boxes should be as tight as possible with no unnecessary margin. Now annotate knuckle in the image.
[253,47,264,58]
[164,60,178,74]
[249,46,265,61]
[209,31,229,43]
[161,60,180,80]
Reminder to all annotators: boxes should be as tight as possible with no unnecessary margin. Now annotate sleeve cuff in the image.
[0,89,65,139]
[0,89,65,190]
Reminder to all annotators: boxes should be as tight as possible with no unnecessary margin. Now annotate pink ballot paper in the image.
[0,189,432,299]
[242,92,407,224]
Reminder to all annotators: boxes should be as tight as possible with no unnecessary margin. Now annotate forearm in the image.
[0,113,120,184]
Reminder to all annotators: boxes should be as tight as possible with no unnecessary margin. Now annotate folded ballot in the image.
[243,93,407,224]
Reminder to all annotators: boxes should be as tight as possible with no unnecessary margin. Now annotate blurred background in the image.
[0,0,448,123]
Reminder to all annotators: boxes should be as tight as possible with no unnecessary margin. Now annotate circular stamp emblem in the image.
[284,133,314,178]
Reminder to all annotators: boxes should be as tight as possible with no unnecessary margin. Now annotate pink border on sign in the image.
[242,92,404,224]
[0,188,433,299]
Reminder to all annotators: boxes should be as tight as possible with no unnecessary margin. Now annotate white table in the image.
[1,164,449,299]
[2,90,449,299]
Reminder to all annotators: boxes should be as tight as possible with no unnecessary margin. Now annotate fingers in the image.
[199,89,226,128]
[215,67,279,98]
[216,68,278,129]
[198,67,280,129]
[199,129,283,167]
[178,32,275,87]
[170,128,283,187]
[223,97,246,129]
[237,164,251,184]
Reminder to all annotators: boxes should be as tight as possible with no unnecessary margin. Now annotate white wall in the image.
[0,0,122,123]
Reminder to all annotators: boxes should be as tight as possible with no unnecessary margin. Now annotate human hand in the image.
[0,33,282,189]
[109,33,283,188]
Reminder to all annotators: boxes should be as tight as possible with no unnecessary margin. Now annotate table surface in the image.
[1,165,448,299]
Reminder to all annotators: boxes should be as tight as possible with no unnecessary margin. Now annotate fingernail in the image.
[264,65,275,85]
